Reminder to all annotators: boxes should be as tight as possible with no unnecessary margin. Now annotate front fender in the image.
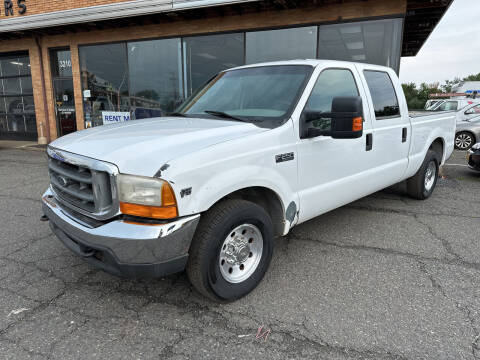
[189,164,293,214]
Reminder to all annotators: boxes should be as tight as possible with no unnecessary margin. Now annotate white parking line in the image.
[444,163,469,167]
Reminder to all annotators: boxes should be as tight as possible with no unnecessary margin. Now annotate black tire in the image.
[455,131,475,150]
[186,199,274,302]
[407,150,439,200]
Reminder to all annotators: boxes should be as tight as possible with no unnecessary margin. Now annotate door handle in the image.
[366,133,373,151]
[402,127,407,143]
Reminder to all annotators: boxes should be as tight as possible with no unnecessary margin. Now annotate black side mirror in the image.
[302,96,364,139]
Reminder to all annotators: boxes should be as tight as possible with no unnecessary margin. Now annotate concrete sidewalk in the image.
[0,140,46,151]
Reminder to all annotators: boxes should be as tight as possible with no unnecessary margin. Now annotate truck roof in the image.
[228,59,393,72]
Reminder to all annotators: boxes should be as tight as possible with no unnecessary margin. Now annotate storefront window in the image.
[246,27,317,64]
[80,39,184,127]
[0,53,37,140]
[318,19,403,72]
[183,33,244,97]
[80,43,129,128]
[128,38,183,119]
[77,19,403,129]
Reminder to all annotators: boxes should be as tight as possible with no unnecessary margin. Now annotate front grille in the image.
[48,156,113,215]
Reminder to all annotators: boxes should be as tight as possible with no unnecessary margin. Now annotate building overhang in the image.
[0,0,261,33]
[0,0,453,57]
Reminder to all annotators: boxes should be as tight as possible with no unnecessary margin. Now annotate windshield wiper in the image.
[168,112,187,117]
[203,110,250,122]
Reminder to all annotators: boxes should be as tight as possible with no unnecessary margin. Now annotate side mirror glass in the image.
[301,96,364,139]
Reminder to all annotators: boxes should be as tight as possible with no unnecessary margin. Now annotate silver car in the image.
[455,115,480,150]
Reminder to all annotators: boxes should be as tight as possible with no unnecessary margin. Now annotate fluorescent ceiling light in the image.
[340,26,362,34]
[352,54,366,61]
[346,41,364,50]
[197,53,217,60]
[10,61,23,66]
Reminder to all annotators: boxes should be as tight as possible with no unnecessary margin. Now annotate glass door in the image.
[0,52,37,140]
[50,48,76,136]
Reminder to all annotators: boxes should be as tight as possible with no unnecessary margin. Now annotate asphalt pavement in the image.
[0,147,479,360]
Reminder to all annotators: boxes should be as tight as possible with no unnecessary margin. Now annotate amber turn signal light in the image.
[120,182,178,219]
[352,117,363,132]
[120,202,178,219]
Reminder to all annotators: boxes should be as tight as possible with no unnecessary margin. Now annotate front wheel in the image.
[407,150,439,200]
[186,199,274,302]
[455,131,475,150]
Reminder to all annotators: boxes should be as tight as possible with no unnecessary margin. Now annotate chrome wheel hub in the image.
[219,224,263,283]
[456,134,472,150]
[424,161,436,192]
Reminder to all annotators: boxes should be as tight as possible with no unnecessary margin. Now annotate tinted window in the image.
[51,50,72,77]
[303,68,359,133]
[305,69,359,113]
[363,70,400,118]
[318,19,402,73]
[79,43,130,127]
[183,33,244,97]
[128,38,183,118]
[246,27,317,64]
[0,53,36,139]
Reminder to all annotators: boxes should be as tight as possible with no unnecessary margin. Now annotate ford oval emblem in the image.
[51,151,65,162]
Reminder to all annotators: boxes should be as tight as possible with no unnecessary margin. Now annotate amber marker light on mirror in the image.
[352,117,363,132]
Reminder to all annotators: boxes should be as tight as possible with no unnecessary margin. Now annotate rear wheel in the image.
[455,131,475,150]
[186,199,274,302]
[407,150,439,200]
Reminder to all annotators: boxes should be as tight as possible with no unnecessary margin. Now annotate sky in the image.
[399,0,480,85]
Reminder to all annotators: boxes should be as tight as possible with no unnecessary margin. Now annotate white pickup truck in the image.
[42,60,456,302]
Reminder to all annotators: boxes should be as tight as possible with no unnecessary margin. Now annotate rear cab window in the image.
[363,70,400,119]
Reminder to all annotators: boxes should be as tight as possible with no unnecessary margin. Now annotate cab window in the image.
[302,68,359,132]
[363,70,400,119]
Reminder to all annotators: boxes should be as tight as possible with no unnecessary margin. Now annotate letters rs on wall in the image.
[3,0,27,16]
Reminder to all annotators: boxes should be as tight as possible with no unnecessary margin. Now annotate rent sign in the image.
[102,111,130,125]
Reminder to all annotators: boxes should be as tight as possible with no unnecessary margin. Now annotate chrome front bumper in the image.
[42,188,200,278]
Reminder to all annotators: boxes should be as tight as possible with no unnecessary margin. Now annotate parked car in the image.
[455,115,480,150]
[424,99,444,111]
[41,60,456,302]
[456,102,480,122]
[428,99,480,112]
[467,143,480,171]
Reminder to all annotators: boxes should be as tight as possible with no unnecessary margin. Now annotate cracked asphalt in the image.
[0,147,479,360]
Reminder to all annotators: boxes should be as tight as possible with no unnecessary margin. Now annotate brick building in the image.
[0,0,452,142]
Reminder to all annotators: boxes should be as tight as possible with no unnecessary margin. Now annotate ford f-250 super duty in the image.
[42,60,456,302]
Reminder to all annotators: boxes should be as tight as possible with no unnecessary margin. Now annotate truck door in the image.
[356,64,410,185]
[296,64,376,223]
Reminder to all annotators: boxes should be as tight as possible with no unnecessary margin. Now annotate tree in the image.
[441,77,461,93]
[463,73,480,81]
[402,72,480,110]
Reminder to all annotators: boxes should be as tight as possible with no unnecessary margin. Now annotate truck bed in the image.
[408,110,455,118]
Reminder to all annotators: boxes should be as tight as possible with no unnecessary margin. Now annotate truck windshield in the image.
[175,65,313,127]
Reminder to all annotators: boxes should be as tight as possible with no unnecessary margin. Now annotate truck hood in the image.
[50,117,266,176]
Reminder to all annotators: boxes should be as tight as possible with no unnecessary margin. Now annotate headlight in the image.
[117,174,178,219]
